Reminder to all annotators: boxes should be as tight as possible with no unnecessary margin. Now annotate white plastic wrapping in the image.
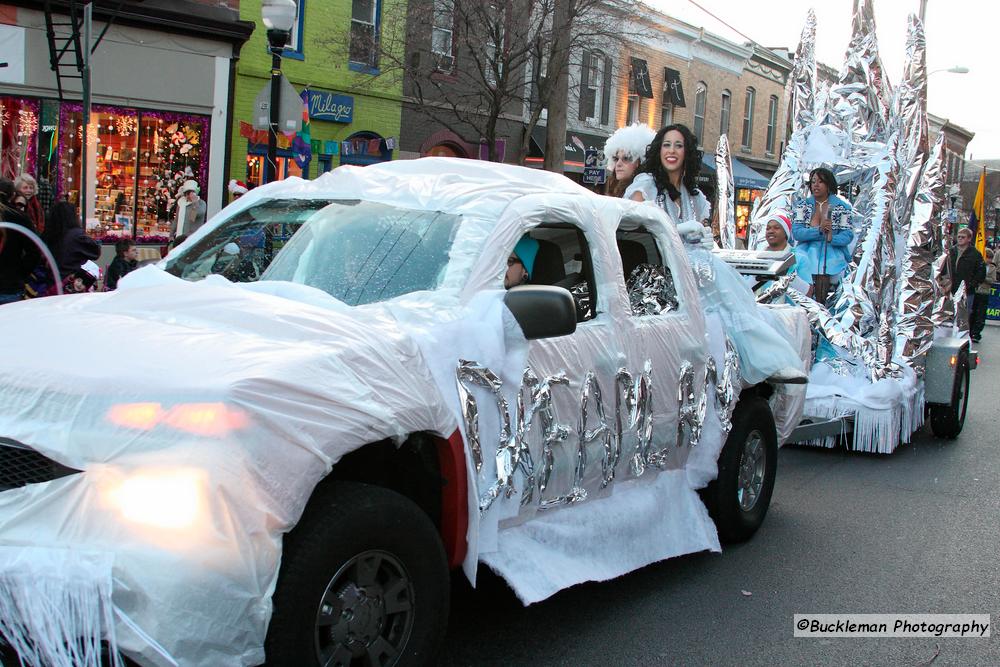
[0,158,808,664]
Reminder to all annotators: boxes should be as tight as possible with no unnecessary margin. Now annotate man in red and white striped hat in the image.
[764,213,793,252]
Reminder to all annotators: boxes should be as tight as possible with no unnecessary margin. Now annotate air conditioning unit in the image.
[435,53,454,72]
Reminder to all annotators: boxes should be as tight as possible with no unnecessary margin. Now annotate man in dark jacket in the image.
[0,179,40,304]
[948,227,986,313]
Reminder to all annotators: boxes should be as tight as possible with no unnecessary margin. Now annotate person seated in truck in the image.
[504,236,538,290]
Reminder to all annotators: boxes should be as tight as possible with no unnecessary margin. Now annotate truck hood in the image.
[0,271,457,468]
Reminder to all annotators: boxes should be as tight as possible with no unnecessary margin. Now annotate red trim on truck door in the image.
[435,429,468,568]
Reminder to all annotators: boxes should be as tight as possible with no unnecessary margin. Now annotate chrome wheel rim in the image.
[315,549,414,667]
[737,430,766,512]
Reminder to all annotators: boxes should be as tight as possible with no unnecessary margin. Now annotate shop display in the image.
[58,105,209,242]
[0,96,39,181]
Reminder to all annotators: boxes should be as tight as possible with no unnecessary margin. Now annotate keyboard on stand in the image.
[712,248,795,280]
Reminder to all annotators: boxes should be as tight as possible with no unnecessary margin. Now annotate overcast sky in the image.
[645,0,997,159]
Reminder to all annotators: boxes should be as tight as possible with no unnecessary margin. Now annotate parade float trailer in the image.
[713,1,978,454]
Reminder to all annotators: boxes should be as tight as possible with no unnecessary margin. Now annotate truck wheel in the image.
[265,481,449,667]
[701,396,778,544]
[929,353,970,440]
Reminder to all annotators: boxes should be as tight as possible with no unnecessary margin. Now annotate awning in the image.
[663,68,685,107]
[699,153,770,190]
[527,126,610,173]
[630,57,654,99]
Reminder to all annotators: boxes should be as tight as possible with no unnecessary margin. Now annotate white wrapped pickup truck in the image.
[0,158,810,666]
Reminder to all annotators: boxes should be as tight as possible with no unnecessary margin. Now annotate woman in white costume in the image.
[624,124,805,384]
[603,123,655,198]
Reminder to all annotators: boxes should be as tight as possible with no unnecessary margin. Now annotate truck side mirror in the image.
[503,286,577,340]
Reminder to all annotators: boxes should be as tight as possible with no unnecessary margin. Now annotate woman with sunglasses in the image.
[0,179,40,304]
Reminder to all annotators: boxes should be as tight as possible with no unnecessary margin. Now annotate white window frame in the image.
[431,0,454,72]
[766,94,778,154]
[693,82,707,146]
[660,101,673,128]
[626,95,639,124]
[741,87,755,150]
[484,2,506,87]
[349,0,379,69]
[719,90,731,137]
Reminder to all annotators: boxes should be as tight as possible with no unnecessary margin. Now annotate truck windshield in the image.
[164,199,461,306]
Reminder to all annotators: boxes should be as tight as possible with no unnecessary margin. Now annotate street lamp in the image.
[262,0,297,184]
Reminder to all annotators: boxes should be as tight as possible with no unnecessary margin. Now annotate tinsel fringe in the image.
[0,549,121,667]
[800,383,925,454]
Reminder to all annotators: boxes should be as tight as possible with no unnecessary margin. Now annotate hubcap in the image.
[737,430,766,512]
[315,550,414,667]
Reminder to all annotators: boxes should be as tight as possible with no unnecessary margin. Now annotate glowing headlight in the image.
[106,468,207,530]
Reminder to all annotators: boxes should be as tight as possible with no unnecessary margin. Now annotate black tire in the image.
[929,354,971,439]
[701,396,778,544]
[265,481,449,667]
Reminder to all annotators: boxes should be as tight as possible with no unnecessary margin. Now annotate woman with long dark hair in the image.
[625,123,805,384]
[42,201,100,283]
[626,124,710,231]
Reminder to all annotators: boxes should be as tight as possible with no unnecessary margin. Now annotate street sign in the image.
[252,74,303,133]
[583,148,606,185]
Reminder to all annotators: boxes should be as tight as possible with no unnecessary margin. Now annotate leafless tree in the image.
[326,0,641,167]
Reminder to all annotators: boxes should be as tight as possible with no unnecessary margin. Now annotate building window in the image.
[349,0,379,71]
[626,95,639,124]
[741,87,755,149]
[483,3,506,87]
[693,82,707,146]
[660,102,673,128]
[766,95,778,154]
[431,0,454,71]
[719,90,731,137]
[579,50,611,124]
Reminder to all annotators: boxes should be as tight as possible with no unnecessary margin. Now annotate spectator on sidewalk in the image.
[0,179,40,304]
[105,239,139,290]
[14,174,45,234]
[948,227,986,323]
[971,247,995,343]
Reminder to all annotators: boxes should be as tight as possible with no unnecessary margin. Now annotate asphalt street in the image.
[439,326,1000,666]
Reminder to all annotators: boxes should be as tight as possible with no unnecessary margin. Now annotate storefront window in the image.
[58,105,209,243]
[0,96,40,181]
[246,153,304,187]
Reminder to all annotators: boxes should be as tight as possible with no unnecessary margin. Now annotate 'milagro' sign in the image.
[308,91,354,123]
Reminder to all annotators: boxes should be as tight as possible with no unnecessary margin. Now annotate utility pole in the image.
[81,2,92,223]
[543,0,572,173]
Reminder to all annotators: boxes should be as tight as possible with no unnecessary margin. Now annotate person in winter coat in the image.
[105,239,139,290]
[948,227,986,300]
[0,179,40,304]
[970,247,995,343]
[791,167,854,289]
[42,201,101,284]
[13,174,45,234]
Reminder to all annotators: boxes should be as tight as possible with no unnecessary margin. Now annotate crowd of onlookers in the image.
[0,174,139,304]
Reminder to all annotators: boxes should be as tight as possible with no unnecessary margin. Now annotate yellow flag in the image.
[971,167,986,256]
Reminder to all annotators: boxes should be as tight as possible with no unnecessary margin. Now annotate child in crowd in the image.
[105,239,139,290]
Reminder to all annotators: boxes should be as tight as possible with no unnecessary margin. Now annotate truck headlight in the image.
[105,468,207,530]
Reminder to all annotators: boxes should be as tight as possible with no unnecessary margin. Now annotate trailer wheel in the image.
[701,396,778,543]
[929,352,970,439]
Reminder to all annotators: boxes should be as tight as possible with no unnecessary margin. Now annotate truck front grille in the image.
[0,438,82,491]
